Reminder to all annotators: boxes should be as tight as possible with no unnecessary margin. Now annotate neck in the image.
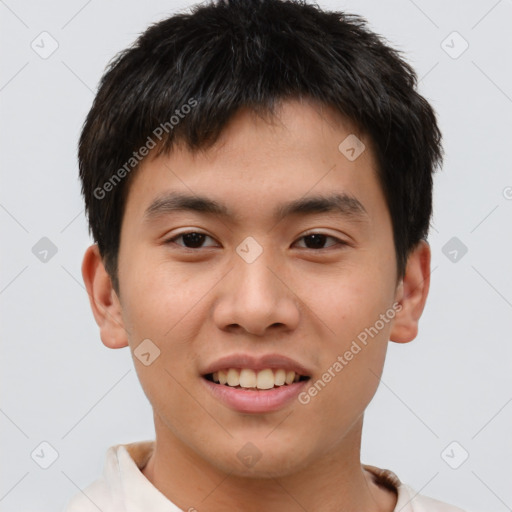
[141,414,396,512]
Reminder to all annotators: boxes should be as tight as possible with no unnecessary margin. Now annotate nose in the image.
[213,250,301,337]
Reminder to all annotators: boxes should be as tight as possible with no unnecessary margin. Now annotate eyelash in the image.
[164,231,348,251]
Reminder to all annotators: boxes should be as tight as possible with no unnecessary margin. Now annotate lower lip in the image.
[201,377,309,413]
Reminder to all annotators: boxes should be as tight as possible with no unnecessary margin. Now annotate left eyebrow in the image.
[143,191,369,224]
[274,193,369,223]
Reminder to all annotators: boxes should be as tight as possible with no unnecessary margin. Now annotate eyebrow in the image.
[144,191,369,224]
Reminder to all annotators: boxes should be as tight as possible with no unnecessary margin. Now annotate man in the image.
[67,0,465,510]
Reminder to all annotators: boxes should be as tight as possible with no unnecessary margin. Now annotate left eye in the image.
[165,231,346,250]
[293,233,345,250]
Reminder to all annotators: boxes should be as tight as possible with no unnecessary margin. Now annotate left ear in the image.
[389,240,431,343]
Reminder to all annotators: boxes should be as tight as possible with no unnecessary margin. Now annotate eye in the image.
[293,232,347,250]
[164,231,348,251]
[165,231,218,249]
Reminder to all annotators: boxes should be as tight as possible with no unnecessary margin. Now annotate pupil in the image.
[305,234,326,249]
[183,232,205,248]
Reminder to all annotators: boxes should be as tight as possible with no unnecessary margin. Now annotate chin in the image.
[217,456,306,479]
[201,437,314,479]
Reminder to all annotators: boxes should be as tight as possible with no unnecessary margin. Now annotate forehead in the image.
[122,99,387,230]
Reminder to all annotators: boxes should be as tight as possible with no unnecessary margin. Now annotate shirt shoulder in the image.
[363,464,467,512]
[63,446,119,511]
[397,482,467,512]
[63,441,180,512]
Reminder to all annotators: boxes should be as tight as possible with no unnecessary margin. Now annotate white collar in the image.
[65,441,466,512]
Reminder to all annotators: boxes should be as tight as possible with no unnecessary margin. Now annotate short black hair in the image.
[79,0,443,292]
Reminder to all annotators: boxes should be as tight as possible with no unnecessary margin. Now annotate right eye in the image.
[164,231,219,249]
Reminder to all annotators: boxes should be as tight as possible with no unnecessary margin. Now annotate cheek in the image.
[295,267,392,418]
[121,257,206,340]
[120,266,205,429]
[118,267,195,394]
[299,336,387,447]
[299,263,391,342]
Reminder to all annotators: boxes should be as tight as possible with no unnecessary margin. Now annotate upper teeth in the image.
[212,369,301,389]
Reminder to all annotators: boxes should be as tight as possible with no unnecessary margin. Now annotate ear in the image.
[389,240,431,344]
[81,244,129,349]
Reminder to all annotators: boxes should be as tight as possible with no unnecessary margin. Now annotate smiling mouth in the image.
[203,368,310,390]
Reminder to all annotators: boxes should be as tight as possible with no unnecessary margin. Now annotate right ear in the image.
[81,244,129,349]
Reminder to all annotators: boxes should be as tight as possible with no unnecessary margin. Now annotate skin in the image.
[82,98,431,512]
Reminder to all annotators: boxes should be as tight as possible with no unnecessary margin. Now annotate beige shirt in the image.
[64,441,466,511]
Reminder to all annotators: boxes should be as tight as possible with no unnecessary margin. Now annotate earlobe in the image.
[81,244,129,349]
[389,240,431,344]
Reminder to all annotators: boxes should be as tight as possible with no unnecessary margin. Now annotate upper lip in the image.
[201,353,312,377]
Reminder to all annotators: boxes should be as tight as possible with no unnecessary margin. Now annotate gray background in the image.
[1,0,511,510]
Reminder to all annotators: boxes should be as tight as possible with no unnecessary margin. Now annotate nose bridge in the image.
[235,243,283,312]
[214,242,300,335]
[238,250,279,303]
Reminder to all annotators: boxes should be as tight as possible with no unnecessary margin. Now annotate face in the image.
[101,99,407,477]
